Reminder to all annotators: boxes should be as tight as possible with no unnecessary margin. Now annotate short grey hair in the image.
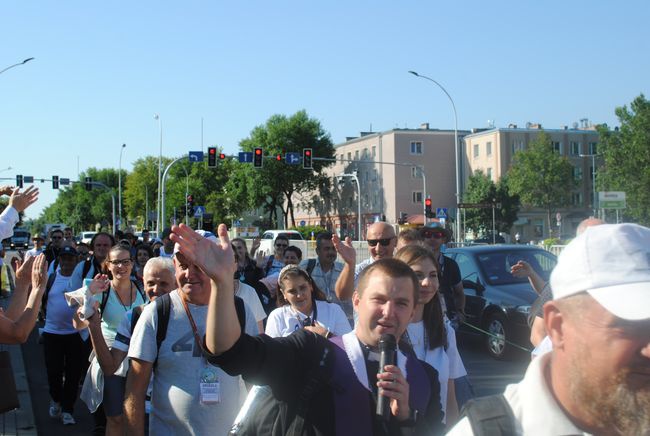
[143,257,175,278]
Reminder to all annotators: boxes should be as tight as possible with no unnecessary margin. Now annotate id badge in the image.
[200,366,220,404]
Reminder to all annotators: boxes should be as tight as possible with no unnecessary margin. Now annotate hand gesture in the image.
[0,185,14,196]
[510,260,533,278]
[332,234,356,265]
[170,223,236,284]
[31,254,48,291]
[250,237,261,255]
[13,255,35,288]
[304,322,329,338]
[8,186,39,213]
[88,274,110,294]
[254,248,267,266]
[376,364,411,421]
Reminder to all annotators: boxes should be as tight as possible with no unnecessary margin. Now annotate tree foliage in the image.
[597,94,650,225]
[507,131,575,236]
[463,170,520,235]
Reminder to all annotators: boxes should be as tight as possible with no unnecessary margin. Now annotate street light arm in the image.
[0,57,35,75]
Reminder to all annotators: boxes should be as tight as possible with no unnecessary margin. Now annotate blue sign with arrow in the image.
[189,151,204,162]
[285,152,301,165]
[238,152,253,163]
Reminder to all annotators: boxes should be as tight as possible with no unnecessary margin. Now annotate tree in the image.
[507,131,575,237]
[463,171,519,236]
[597,94,650,225]
[238,110,335,228]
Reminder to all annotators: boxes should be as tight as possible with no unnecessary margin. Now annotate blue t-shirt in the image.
[93,284,146,346]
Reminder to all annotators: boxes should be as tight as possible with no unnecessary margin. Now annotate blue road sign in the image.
[285,152,301,165]
[60,178,70,186]
[238,152,253,163]
[24,176,34,183]
[189,151,204,162]
[299,220,306,226]
[193,206,206,217]
[436,208,448,219]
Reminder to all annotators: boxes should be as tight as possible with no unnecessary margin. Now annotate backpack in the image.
[99,280,146,318]
[459,394,517,436]
[305,258,317,276]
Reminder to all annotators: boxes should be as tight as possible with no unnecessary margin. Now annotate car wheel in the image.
[484,312,511,360]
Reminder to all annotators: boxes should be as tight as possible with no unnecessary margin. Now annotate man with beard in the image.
[448,223,650,436]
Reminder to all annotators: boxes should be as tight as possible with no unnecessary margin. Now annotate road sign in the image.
[24,176,34,183]
[457,202,493,209]
[193,206,206,217]
[299,220,306,226]
[598,191,626,209]
[286,152,301,165]
[238,152,253,163]
[234,220,241,227]
[189,151,204,162]
[60,178,70,186]
[436,208,448,219]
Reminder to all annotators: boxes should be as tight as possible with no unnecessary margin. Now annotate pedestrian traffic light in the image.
[52,175,59,189]
[303,148,312,169]
[254,148,263,168]
[424,198,433,218]
[85,177,92,191]
[208,147,217,167]
[16,175,23,188]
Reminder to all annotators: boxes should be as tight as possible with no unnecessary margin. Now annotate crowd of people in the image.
[0,183,648,435]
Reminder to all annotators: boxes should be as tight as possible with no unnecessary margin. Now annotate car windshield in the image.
[280,233,303,240]
[476,249,557,286]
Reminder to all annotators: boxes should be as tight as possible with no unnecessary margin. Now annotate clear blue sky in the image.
[2,1,648,220]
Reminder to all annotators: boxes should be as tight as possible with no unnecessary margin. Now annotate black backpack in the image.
[99,280,146,318]
[39,271,59,321]
[305,258,317,276]
[459,394,517,436]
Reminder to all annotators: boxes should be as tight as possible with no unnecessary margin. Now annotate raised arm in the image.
[511,260,546,295]
[332,234,356,300]
[85,303,127,375]
[3,256,35,320]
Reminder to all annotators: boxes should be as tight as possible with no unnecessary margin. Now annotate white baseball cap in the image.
[550,223,650,320]
[173,229,218,255]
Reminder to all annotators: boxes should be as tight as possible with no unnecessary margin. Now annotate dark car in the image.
[445,245,557,359]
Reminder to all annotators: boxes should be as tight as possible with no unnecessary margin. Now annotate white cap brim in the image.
[588,282,650,321]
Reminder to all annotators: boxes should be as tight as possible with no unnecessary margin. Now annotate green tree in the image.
[238,110,335,228]
[507,131,575,237]
[597,94,650,225]
[463,171,519,235]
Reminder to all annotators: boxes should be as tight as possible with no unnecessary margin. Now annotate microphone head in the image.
[378,334,396,351]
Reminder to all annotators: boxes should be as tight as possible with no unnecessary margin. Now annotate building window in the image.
[589,142,598,155]
[354,150,359,161]
[573,166,583,181]
[371,146,376,158]
[410,141,423,155]
[372,169,378,181]
[412,191,423,204]
[411,167,418,178]
[572,192,583,206]
[552,141,562,154]
[473,143,479,158]
[347,152,351,161]
[570,141,581,156]
[486,142,492,156]
[363,148,368,159]
[487,168,493,180]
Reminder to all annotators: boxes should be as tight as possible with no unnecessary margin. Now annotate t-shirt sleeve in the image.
[112,311,133,353]
[243,286,266,322]
[264,309,282,338]
[445,320,467,378]
[243,301,258,336]
[127,302,159,363]
[0,206,19,241]
[330,304,352,337]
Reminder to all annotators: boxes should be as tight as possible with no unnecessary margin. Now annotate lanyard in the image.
[179,290,204,353]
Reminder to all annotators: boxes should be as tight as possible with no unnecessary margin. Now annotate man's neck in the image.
[319,258,334,272]
[179,288,209,306]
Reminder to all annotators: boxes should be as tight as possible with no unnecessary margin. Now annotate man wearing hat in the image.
[419,224,465,328]
[449,223,650,435]
[26,234,45,259]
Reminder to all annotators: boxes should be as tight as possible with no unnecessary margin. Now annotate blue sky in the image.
[2,1,648,219]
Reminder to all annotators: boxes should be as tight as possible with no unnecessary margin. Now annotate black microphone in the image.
[375,333,397,420]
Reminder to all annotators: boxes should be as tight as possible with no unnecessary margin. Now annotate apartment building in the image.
[463,122,600,240]
[291,124,470,239]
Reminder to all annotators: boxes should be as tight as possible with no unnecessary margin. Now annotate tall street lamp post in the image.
[337,171,362,241]
[154,114,162,235]
[580,153,601,217]
[408,71,461,242]
[118,143,126,230]
[0,57,34,75]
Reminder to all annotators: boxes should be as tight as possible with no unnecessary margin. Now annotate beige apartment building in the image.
[292,124,470,239]
[463,122,600,241]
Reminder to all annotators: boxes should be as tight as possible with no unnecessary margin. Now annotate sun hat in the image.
[550,223,650,320]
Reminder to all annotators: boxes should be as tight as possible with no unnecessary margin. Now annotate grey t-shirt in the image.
[128,290,257,435]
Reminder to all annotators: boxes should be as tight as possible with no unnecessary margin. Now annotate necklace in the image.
[115,282,134,312]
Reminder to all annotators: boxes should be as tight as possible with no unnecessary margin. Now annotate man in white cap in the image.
[449,223,650,435]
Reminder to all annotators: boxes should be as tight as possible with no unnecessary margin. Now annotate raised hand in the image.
[0,185,14,196]
[31,254,48,291]
[170,223,235,284]
[8,186,39,213]
[89,274,110,294]
[332,234,356,265]
[510,260,533,278]
[14,256,35,284]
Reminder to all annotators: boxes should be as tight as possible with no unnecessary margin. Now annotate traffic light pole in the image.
[160,157,185,228]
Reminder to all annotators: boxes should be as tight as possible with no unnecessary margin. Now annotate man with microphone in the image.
[171,223,444,435]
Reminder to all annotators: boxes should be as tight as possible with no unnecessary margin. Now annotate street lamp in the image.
[0,166,12,173]
[0,57,34,75]
[118,143,126,230]
[580,153,601,217]
[337,171,362,241]
[154,114,163,235]
[408,70,461,242]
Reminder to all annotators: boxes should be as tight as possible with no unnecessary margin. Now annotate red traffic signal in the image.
[303,148,313,169]
[219,153,226,160]
[208,147,217,167]
[276,154,282,161]
[424,198,433,218]
[254,148,263,168]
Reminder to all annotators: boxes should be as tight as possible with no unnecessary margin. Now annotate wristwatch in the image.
[399,408,418,427]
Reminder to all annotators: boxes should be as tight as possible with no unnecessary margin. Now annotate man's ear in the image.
[544,301,566,350]
[352,291,360,311]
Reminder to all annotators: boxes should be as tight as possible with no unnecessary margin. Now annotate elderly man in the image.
[334,221,397,303]
[174,223,444,435]
[449,223,650,435]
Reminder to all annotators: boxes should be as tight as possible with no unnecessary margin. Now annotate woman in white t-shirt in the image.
[265,264,351,339]
[395,245,467,428]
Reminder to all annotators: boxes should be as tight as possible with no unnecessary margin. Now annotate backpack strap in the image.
[153,293,172,368]
[460,394,517,436]
[99,288,111,318]
[130,304,145,334]
[132,280,146,303]
[40,271,58,320]
[81,258,94,279]
[306,258,316,276]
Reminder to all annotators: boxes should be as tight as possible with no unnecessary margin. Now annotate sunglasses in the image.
[367,238,393,247]
[422,231,445,239]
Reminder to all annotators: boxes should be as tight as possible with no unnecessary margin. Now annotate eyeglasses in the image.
[108,259,132,267]
[367,238,393,247]
[422,231,445,239]
[275,244,288,248]
[51,236,62,240]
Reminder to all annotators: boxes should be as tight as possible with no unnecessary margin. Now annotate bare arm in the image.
[445,379,459,429]
[511,261,546,295]
[86,307,127,375]
[332,234,356,301]
[530,316,546,347]
[4,257,34,320]
[124,358,152,435]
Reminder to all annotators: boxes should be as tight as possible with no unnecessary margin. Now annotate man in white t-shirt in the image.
[25,234,45,258]
[125,230,257,435]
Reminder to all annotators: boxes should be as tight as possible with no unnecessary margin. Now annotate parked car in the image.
[444,244,557,359]
[78,231,97,245]
[7,228,30,249]
[255,230,306,258]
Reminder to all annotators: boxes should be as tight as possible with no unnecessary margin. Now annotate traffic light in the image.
[52,175,59,189]
[187,194,194,207]
[303,148,312,169]
[275,154,282,161]
[424,198,433,218]
[254,148,263,168]
[398,212,408,225]
[208,147,217,167]
[85,177,92,191]
[16,175,23,188]
[219,152,226,160]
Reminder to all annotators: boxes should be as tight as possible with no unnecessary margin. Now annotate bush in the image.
[290,225,328,240]
[542,237,562,247]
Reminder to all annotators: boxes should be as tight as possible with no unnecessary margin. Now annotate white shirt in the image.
[235,281,266,323]
[265,300,351,338]
[299,258,352,319]
[0,206,19,241]
[447,352,592,435]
